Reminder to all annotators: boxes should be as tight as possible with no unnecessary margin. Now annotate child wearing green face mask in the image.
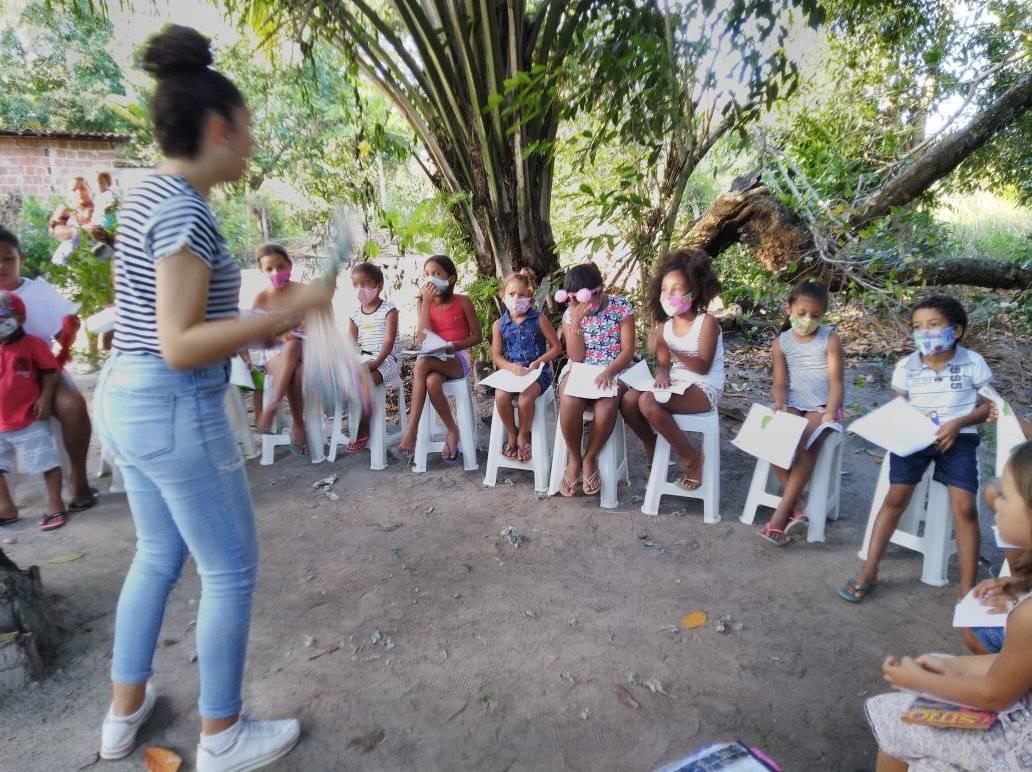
[759,280,844,546]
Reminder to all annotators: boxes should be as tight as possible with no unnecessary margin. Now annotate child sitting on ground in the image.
[347,261,400,452]
[757,279,844,545]
[865,439,1032,770]
[556,262,635,497]
[397,255,482,462]
[0,291,67,531]
[489,269,562,462]
[251,243,307,456]
[840,295,992,603]
[622,248,723,491]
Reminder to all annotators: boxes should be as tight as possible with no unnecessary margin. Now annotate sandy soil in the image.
[1,356,1006,772]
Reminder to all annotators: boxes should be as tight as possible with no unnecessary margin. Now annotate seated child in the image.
[251,243,307,455]
[397,255,482,462]
[0,291,67,531]
[840,295,992,603]
[556,262,634,497]
[758,279,844,545]
[347,261,400,452]
[622,248,723,490]
[489,269,561,461]
[866,440,1032,770]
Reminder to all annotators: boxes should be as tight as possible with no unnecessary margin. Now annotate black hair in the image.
[912,294,968,342]
[647,248,721,323]
[256,243,291,265]
[0,226,21,253]
[563,262,604,294]
[780,279,831,332]
[142,25,245,159]
[425,254,457,280]
[352,261,384,286]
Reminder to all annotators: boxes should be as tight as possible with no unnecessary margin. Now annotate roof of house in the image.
[0,128,131,143]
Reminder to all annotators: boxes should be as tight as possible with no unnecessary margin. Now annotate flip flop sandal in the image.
[345,436,370,454]
[516,444,532,463]
[558,473,581,497]
[759,524,791,546]
[288,441,309,458]
[674,475,702,491]
[39,511,67,531]
[501,442,518,460]
[442,443,459,464]
[582,470,601,496]
[838,578,876,603]
[785,511,809,536]
[69,487,100,512]
[0,516,19,527]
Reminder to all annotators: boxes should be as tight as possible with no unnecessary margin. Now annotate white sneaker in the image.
[196,716,301,772]
[100,682,157,759]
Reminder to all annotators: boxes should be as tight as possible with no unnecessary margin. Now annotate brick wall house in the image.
[0,129,130,200]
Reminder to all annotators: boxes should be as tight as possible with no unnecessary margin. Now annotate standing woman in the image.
[94,26,330,770]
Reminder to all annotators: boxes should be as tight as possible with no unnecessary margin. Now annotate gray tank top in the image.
[779,325,832,411]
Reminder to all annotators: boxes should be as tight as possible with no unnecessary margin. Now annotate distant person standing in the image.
[48,176,94,264]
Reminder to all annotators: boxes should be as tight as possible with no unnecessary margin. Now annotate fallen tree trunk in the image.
[0,548,59,691]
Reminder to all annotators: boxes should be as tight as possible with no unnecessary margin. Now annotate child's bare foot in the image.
[397,432,416,456]
[443,428,460,462]
[0,505,19,526]
[288,424,308,457]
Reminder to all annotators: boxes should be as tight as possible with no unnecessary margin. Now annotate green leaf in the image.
[48,552,84,564]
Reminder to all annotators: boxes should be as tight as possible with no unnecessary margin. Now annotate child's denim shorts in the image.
[888,433,980,493]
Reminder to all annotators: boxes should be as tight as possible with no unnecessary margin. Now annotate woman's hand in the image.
[569,300,592,326]
[654,368,672,389]
[509,363,530,376]
[935,420,961,452]
[595,369,615,389]
[914,654,949,675]
[881,656,927,690]
[974,578,1012,613]
[771,402,786,413]
[420,283,438,304]
[988,402,999,422]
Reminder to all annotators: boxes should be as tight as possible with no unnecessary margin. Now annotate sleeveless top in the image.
[112,174,240,356]
[350,299,399,359]
[427,297,471,343]
[778,325,832,412]
[663,314,725,393]
[500,308,547,365]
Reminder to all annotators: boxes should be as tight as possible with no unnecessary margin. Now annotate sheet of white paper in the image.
[403,330,450,357]
[978,385,1026,474]
[480,365,543,393]
[731,403,809,469]
[16,277,78,340]
[563,362,618,400]
[85,306,117,334]
[848,397,939,456]
[993,525,1020,549]
[805,420,843,450]
[229,356,255,389]
[616,360,691,404]
[952,589,1007,629]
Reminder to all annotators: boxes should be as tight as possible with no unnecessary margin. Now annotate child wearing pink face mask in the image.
[621,248,724,492]
[347,262,400,453]
[250,243,308,455]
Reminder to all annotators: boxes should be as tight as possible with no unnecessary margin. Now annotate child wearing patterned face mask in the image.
[621,249,723,492]
[757,279,845,545]
[840,295,993,603]
[489,270,562,462]
[250,243,308,455]
[346,262,400,453]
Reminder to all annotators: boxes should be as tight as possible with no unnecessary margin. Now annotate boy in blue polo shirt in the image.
[840,295,992,603]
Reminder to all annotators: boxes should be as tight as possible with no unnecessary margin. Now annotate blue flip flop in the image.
[838,578,876,603]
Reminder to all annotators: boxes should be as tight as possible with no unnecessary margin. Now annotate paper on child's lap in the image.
[731,403,809,469]
[848,397,939,457]
[480,365,543,394]
[563,362,618,400]
[952,589,1008,629]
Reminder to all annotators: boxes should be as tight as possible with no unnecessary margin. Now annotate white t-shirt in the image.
[891,346,992,434]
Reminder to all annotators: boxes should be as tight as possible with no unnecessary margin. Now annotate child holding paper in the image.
[865,440,1032,770]
[397,255,482,462]
[556,262,634,497]
[840,296,992,603]
[621,249,723,490]
[489,270,561,462]
[758,279,843,545]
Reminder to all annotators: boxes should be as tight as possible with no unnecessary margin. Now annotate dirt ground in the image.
[1,351,1011,772]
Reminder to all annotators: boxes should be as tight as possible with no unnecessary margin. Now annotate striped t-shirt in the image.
[891,346,992,434]
[779,325,833,411]
[112,174,240,356]
[349,299,399,359]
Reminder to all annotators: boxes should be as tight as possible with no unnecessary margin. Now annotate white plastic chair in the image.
[226,357,258,460]
[858,453,956,587]
[259,371,326,465]
[547,408,629,509]
[95,449,125,494]
[739,431,844,542]
[641,411,721,522]
[327,375,408,471]
[483,386,556,493]
[412,378,479,472]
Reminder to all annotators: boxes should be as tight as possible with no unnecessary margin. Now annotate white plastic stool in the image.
[327,376,408,470]
[858,453,956,587]
[641,411,721,522]
[739,431,844,542]
[483,386,556,493]
[412,378,479,472]
[95,449,125,494]
[547,408,630,509]
[224,385,258,460]
[259,372,326,465]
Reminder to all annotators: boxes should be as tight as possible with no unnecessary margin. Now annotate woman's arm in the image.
[414,285,435,343]
[348,319,359,343]
[824,331,844,419]
[368,309,399,369]
[563,308,586,364]
[529,315,563,368]
[446,295,483,352]
[156,248,329,370]
[771,337,788,411]
[600,315,636,380]
[669,314,718,375]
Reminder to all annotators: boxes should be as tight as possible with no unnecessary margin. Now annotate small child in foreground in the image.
[0,291,67,531]
[866,440,1032,770]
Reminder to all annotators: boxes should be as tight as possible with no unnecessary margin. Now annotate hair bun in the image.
[142,25,214,79]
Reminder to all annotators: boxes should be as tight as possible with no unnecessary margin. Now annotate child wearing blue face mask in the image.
[840,295,993,603]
